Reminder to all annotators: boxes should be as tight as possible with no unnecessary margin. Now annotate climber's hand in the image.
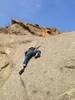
[35,53,41,59]
[35,51,41,59]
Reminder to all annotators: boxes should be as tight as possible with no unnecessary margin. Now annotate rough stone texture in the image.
[58,88,75,100]
[0,47,13,88]
[0,20,75,100]
[0,19,61,36]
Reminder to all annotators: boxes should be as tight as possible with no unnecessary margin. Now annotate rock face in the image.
[0,19,75,100]
[0,19,61,36]
[0,48,13,88]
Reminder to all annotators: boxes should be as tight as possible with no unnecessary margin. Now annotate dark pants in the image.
[23,50,40,65]
[19,49,41,75]
[23,55,32,66]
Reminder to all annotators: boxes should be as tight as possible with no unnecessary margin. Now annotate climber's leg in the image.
[19,64,27,75]
[19,56,30,75]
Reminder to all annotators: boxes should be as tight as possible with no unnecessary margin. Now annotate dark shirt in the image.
[23,47,41,65]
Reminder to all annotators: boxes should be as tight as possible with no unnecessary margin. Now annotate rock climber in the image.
[19,46,41,75]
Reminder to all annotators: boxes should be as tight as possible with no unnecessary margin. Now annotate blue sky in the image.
[0,0,75,32]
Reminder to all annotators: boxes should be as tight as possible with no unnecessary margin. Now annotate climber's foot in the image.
[19,68,24,75]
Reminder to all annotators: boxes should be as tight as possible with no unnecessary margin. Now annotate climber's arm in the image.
[34,50,41,59]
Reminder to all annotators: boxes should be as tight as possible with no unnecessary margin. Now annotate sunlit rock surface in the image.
[0,19,75,100]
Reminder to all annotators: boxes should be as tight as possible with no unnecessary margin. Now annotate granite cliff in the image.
[0,19,75,100]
